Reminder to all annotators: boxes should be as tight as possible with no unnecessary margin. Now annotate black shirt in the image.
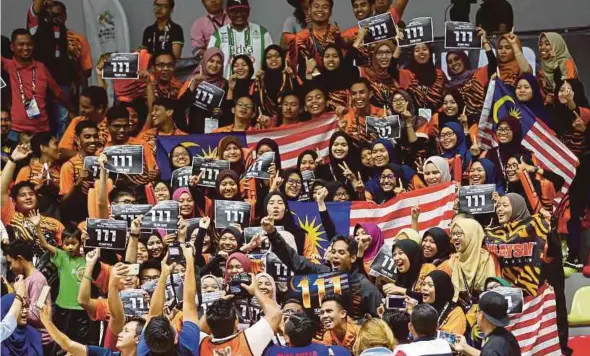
[142,20,184,54]
[481,327,522,356]
[475,0,514,34]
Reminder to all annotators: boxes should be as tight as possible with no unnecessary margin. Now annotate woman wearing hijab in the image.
[256,272,278,303]
[217,135,248,177]
[496,33,532,87]
[253,45,297,119]
[200,226,244,277]
[1,294,42,356]
[515,73,550,124]
[390,89,434,169]
[318,131,359,191]
[365,163,407,204]
[394,228,422,245]
[245,138,282,219]
[227,55,255,103]
[382,239,435,300]
[438,121,473,182]
[180,47,229,133]
[306,44,360,109]
[422,156,452,187]
[467,158,506,227]
[173,187,195,219]
[224,252,253,283]
[431,90,477,139]
[421,270,467,335]
[354,223,385,275]
[538,32,578,101]
[395,43,447,110]
[201,274,224,294]
[421,228,453,275]
[444,28,497,115]
[279,168,304,201]
[297,149,320,177]
[360,41,400,108]
[448,218,498,308]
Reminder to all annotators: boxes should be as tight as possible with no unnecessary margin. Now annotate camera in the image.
[229,272,252,298]
[386,295,406,309]
[167,242,184,264]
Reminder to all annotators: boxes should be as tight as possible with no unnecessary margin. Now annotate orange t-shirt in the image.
[59,116,109,153]
[59,154,91,196]
[321,319,359,350]
[15,159,61,186]
[1,199,64,246]
[344,105,385,143]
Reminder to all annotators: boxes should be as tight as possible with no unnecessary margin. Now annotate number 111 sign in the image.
[102,53,140,79]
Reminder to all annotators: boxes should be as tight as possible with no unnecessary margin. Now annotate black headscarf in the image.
[263,191,306,254]
[489,115,532,172]
[297,149,319,174]
[280,167,304,201]
[255,138,282,171]
[550,78,590,137]
[231,54,255,99]
[262,45,287,101]
[408,43,437,86]
[421,227,452,266]
[426,270,457,323]
[437,90,468,128]
[317,44,360,93]
[373,163,406,204]
[395,239,423,290]
[327,131,360,183]
[214,169,241,201]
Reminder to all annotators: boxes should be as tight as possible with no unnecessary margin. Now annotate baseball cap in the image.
[227,0,250,10]
[479,291,510,327]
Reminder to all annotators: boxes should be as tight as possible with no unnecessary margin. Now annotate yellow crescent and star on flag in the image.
[493,94,523,123]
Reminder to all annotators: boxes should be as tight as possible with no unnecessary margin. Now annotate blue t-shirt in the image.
[87,346,121,356]
[265,343,351,356]
[137,320,201,356]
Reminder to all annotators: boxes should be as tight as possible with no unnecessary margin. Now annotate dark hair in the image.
[62,227,83,243]
[351,0,375,5]
[10,181,36,202]
[30,132,55,158]
[330,235,358,257]
[168,0,176,9]
[144,315,175,353]
[151,51,176,67]
[11,29,32,43]
[140,259,162,276]
[410,304,439,337]
[292,2,308,28]
[51,1,67,14]
[382,309,410,344]
[80,86,108,111]
[206,299,237,338]
[1,105,10,114]
[127,317,147,337]
[284,312,316,347]
[350,77,372,91]
[7,240,34,262]
[310,0,334,11]
[281,90,302,103]
[321,292,345,309]
[106,105,130,124]
[75,120,99,137]
[153,97,178,112]
[108,186,136,203]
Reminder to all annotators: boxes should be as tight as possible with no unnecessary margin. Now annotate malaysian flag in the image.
[478,79,578,204]
[507,283,561,356]
[246,116,339,168]
[349,182,457,240]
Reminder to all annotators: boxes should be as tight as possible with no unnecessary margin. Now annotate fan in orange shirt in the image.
[213,96,257,133]
[319,293,359,350]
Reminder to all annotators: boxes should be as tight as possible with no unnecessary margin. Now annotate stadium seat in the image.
[568,286,590,326]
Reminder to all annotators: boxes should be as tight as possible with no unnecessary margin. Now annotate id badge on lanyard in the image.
[25,98,41,119]
[17,68,41,119]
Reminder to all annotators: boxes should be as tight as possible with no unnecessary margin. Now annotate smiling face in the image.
[219,232,238,253]
[440,127,458,151]
[257,275,274,296]
[352,0,373,20]
[178,192,194,217]
[413,44,431,65]
[497,38,515,64]
[421,276,436,304]
[227,258,244,278]
[421,235,438,259]
[310,0,331,24]
[173,264,186,280]
[496,196,513,224]
[233,97,255,123]
[137,242,149,263]
[116,321,140,350]
[78,127,99,155]
[351,82,370,110]
[171,146,190,168]
[232,58,250,79]
[11,34,34,61]
[147,236,164,258]
[331,136,349,160]
[558,81,573,105]
[496,122,514,144]
[154,54,175,82]
[423,163,442,186]
[391,93,408,114]
[267,195,286,220]
[515,79,534,102]
[320,300,346,330]
[219,177,238,199]
[505,157,519,182]
[17,301,29,326]
[265,49,282,70]
[285,173,302,198]
[374,43,393,70]
[538,35,552,60]
[469,161,487,185]
[371,143,389,167]
[322,47,341,71]
[299,154,317,172]
[442,94,459,116]
[14,186,37,213]
[228,8,249,27]
[153,182,171,202]
[117,273,139,291]
[222,143,242,163]
[305,89,327,116]
[446,52,465,76]
[392,246,411,273]
[450,225,466,253]
[380,168,396,192]
[151,104,173,128]
[333,186,350,202]
[79,95,103,122]
[206,54,223,76]
[329,240,355,271]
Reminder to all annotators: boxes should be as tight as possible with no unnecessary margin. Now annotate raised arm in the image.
[1,145,32,208]
[180,244,199,324]
[40,302,87,356]
[96,154,109,219]
[125,217,142,263]
[507,33,531,74]
[145,255,174,324]
[392,0,410,19]
[30,209,57,255]
[78,249,101,319]
[243,275,282,332]
[107,263,129,335]
[0,277,25,342]
[32,0,44,15]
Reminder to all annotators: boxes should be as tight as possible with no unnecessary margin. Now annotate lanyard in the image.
[16,67,36,103]
[227,25,251,59]
[310,24,331,55]
[153,23,170,51]
[208,13,227,31]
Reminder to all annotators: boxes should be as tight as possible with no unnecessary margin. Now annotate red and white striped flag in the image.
[349,182,457,240]
[478,79,578,204]
[246,116,339,169]
[507,283,561,356]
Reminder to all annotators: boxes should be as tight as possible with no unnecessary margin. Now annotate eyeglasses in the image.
[440,132,456,139]
[110,124,129,131]
[236,102,254,110]
[392,98,406,104]
[496,127,512,134]
[155,62,175,69]
[335,191,349,198]
[450,231,464,238]
[141,275,159,283]
[380,174,395,181]
[287,179,302,186]
[376,50,393,58]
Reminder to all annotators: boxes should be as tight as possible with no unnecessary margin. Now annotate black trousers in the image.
[51,306,91,354]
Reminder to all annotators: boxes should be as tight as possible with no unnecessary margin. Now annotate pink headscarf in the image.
[172,187,194,218]
[224,252,252,282]
[196,47,225,88]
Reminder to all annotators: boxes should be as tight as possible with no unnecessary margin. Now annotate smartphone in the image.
[168,243,183,264]
[386,295,406,309]
[36,285,51,309]
[438,331,457,344]
[127,264,140,276]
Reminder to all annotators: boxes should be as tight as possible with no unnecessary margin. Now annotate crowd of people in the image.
[0,0,588,355]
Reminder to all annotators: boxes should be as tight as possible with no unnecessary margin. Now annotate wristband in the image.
[130,233,140,238]
[14,295,24,303]
[83,275,93,282]
[8,156,15,163]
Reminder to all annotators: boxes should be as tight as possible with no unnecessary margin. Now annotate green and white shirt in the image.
[208,23,273,79]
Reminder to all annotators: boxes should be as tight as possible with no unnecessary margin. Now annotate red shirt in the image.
[1,57,62,133]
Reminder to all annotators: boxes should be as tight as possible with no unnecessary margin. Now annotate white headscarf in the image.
[424,156,452,183]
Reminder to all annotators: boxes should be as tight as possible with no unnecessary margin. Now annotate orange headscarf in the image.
[496,34,523,86]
